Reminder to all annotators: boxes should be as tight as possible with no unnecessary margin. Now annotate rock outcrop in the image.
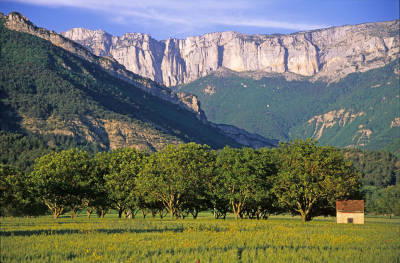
[212,123,278,148]
[307,109,365,141]
[21,115,181,151]
[63,20,399,86]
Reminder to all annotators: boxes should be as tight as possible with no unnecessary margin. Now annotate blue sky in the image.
[0,0,398,40]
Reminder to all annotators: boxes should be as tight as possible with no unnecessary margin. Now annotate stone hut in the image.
[336,200,364,224]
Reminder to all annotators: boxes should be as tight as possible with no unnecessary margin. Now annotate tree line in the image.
[1,140,399,221]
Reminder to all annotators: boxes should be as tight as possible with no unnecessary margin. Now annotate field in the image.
[1,214,399,262]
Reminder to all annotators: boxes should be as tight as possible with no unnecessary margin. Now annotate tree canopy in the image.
[215,147,277,220]
[30,148,93,218]
[273,140,360,222]
[4,141,397,221]
[136,143,215,219]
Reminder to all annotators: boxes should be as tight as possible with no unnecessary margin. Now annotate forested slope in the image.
[0,19,242,170]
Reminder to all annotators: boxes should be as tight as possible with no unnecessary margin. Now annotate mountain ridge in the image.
[0,12,207,119]
[63,19,399,86]
[0,12,277,150]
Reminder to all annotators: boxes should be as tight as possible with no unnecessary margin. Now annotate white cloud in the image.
[214,17,328,31]
[8,0,329,32]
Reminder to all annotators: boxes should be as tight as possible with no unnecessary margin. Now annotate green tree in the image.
[30,149,93,218]
[0,164,47,216]
[361,185,380,213]
[136,143,215,219]
[80,152,115,219]
[243,148,279,219]
[1,164,22,216]
[102,148,145,218]
[215,147,276,220]
[344,149,399,187]
[376,185,400,217]
[274,140,360,222]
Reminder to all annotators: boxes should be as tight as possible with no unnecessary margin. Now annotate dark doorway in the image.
[347,218,354,223]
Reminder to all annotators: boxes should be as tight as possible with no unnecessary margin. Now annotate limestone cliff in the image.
[306,109,367,146]
[21,115,181,151]
[63,20,399,86]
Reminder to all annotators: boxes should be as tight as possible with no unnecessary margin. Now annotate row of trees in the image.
[1,140,363,222]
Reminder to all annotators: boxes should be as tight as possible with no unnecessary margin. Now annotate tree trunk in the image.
[159,210,165,219]
[46,201,63,219]
[300,210,312,222]
[191,209,198,219]
[167,199,175,219]
[70,210,77,219]
[297,201,314,223]
[53,207,63,219]
[118,208,123,218]
[141,209,148,219]
[86,209,92,219]
[301,212,307,223]
[232,201,242,220]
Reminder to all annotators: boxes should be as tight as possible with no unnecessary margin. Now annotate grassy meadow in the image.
[1,213,399,262]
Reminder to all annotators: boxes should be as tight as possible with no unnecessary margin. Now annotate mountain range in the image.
[63,20,398,86]
[61,18,399,154]
[0,12,280,170]
[0,11,399,171]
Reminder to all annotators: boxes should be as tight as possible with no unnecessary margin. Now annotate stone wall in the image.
[336,212,364,224]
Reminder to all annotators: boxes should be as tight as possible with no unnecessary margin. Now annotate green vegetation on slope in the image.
[177,73,326,141]
[0,131,102,172]
[345,149,400,188]
[0,18,240,169]
[176,61,399,152]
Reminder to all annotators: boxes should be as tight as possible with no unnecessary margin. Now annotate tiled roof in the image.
[336,200,364,212]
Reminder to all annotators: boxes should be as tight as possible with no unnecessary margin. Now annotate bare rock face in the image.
[63,20,399,86]
[306,109,366,143]
[21,114,181,152]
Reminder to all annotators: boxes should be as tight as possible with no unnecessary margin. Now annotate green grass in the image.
[1,214,399,262]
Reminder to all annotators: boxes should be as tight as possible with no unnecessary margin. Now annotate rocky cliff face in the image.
[21,115,181,151]
[307,109,365,140]
[211,123,278,148]
[63,20,399,86]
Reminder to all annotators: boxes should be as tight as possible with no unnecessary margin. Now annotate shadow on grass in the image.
[0,227,184,237]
